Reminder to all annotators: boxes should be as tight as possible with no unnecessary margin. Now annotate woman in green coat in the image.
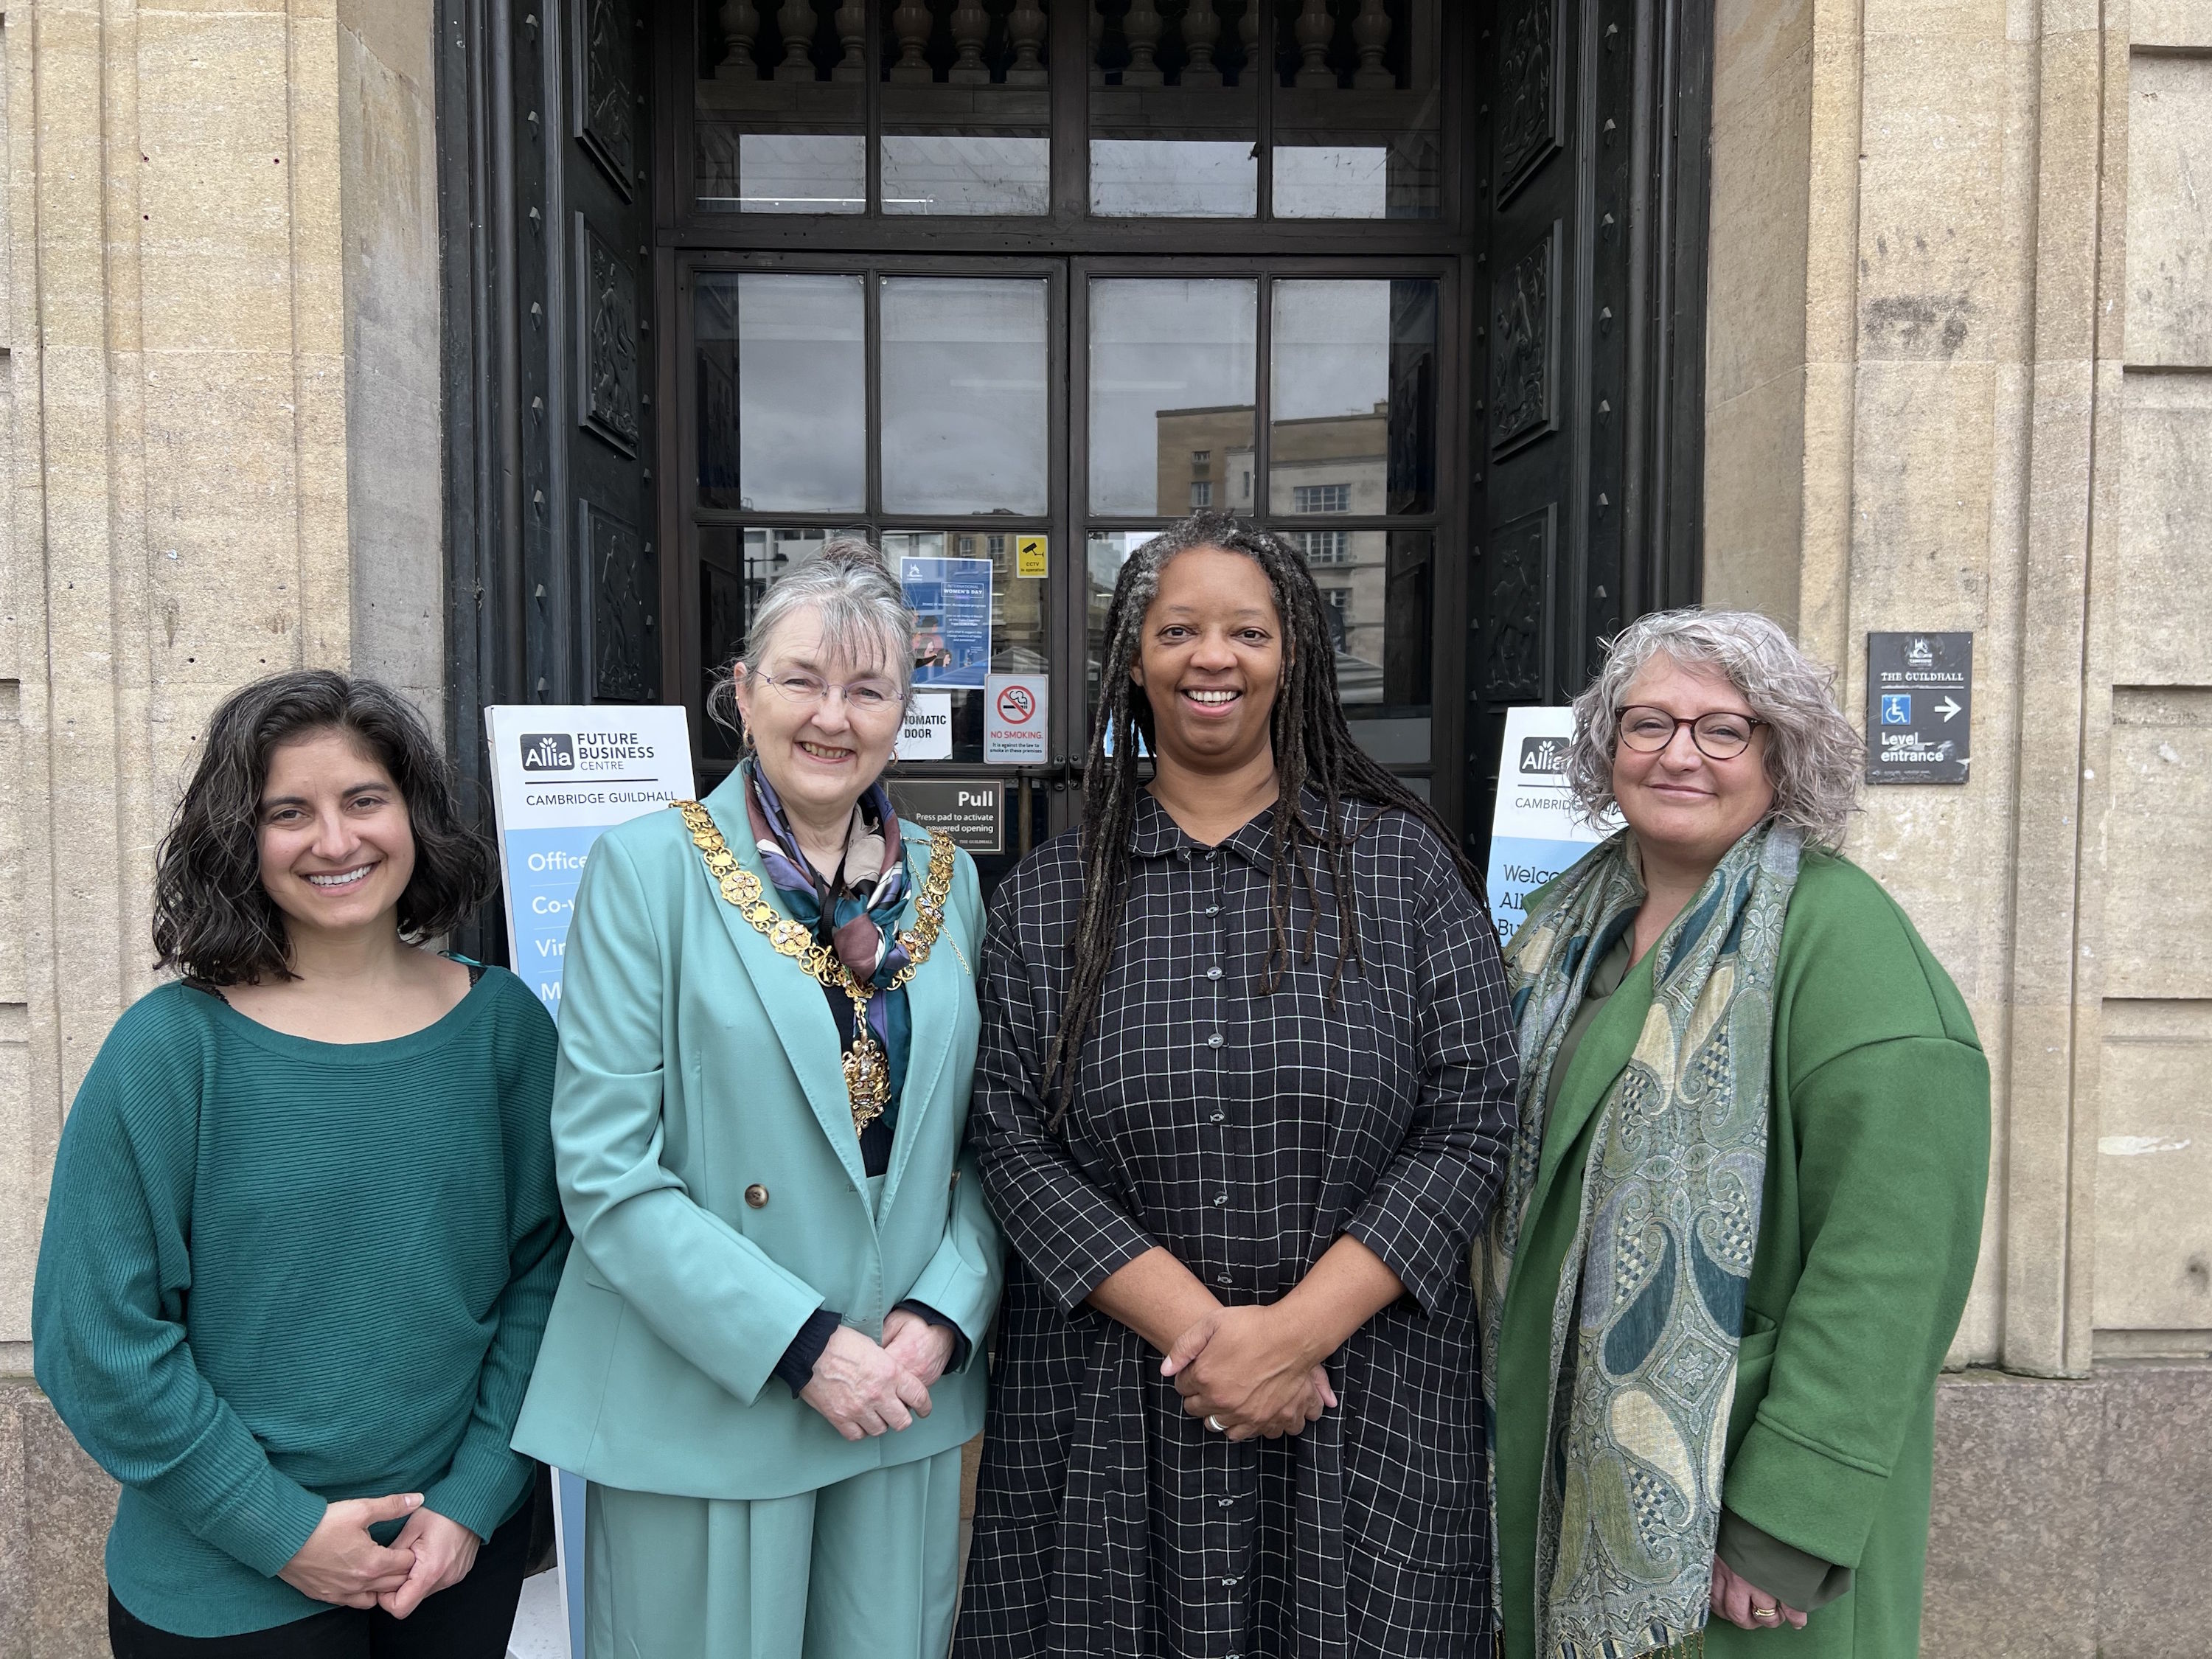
[1479,609,1989,1659]
[512,540,1003,1658]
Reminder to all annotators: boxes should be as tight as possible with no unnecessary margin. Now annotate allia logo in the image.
[521,733,576,772]
[1517,735,1569,778]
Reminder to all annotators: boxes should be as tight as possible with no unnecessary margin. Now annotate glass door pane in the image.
[695,1,866,213]
[881,278,1050,515]
[880,0,1051,216]
[1088,277,1257,515]
[1269,278,1437,515]
[886,528,1048,765]
[1088,1,1262,217]
[695,272,867,512]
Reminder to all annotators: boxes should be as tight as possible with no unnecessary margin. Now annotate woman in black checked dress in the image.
[957,515,1518,1659]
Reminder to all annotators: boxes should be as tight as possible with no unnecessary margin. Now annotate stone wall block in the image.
[1705,39,1815,408]
[19,1385,112,1658]
[2104,688,2212,998]
[1701,368,1808,627]
[2124,53,2212,366]
[2094,996,2212,1332]
[2112,371,2212,685]
[1924,1371,2102,1659]
[2096,1363,2212,1655]
[2132,0,2212,47]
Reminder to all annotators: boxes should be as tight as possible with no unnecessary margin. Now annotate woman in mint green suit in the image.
[514,539,1002,1659]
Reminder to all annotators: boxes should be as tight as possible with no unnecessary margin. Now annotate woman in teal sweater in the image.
[33,670,568,1656]
[1480,611,1990,1659]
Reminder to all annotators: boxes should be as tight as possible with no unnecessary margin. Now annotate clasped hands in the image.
[276,1493,481,1618]
[1161,1303,1340,1441]
[799,1308,959,1441]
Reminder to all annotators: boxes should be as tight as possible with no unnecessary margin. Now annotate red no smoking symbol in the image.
[995,684,1036,724]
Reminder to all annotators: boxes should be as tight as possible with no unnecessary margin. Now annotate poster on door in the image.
[901,556,993,689]
[1485,706,1615,947]
[484,704,696,1659]
[984,672,1048,763]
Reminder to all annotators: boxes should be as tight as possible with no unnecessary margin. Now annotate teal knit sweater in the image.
[32,967,568,1638]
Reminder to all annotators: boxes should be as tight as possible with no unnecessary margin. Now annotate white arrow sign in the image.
[1936,696,1963,722]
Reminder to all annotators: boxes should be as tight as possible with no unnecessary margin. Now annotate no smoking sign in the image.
[984,672,1048,764]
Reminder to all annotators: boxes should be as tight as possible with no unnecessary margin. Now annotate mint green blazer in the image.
[512,769,1002,1501]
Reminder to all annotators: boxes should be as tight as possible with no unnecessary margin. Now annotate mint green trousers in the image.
[583,1444,964,1659]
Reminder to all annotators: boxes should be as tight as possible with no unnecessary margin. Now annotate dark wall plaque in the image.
[1492,225,1559,456]
[889,777,1004,855]
[1495,0,1563,204]
[1866,631,1972,784]
[1484,504,1555,700]
[583,499,655,701]
[573,0,636,198]
[577,217,640,455]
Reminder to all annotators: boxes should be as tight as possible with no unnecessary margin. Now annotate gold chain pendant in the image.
[674,799,956,1138]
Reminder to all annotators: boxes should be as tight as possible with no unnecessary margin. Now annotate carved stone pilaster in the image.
[1121,0,1164,86]
[1181,0,1222,87]
[830,1,867,80]
[1294,0,1335,87]
[773,0,816,80]
[1352,0,1394,88]
[889,0,933,81]
[1006,0,1048,85]
[717,0,759,77]
[947,0,992,83]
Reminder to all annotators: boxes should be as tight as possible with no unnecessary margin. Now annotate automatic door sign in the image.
[984,672,1048,764]
[1866,631,1972,785]
[899,692,953,761]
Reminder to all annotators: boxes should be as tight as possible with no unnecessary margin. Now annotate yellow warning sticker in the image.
[1015,535,1048,578]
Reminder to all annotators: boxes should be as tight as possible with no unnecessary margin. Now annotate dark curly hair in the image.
[153,670,494,985]
[1046,512,1488,1127]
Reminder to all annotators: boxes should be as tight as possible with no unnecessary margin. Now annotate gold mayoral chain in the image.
[673,800,956,1138]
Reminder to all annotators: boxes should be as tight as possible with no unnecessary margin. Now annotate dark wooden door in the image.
[1462,0,1709,855]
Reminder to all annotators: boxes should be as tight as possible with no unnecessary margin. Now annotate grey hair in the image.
[706,536,913,738]
[1565,607,1864,848]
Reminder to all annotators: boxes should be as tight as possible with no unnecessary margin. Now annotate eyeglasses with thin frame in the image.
[1616,706,1765,761]
[748,668,905,719]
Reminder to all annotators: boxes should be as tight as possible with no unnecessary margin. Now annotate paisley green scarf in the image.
[1477,821,1804,1659]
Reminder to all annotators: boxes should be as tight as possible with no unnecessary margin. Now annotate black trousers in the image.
[108,1498,535,1659]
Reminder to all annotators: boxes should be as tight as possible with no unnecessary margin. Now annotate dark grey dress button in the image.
[744,1183,770,1208]
[1206,966,1223,981]
[1214,1192,1229,1206]
[1217,1273,1232,1284]
[1206,903,1220,916]
[1207,1033,1225,1048]
[1210,1110,1226,1124]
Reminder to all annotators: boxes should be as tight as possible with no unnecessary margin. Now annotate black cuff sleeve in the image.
[773,1307,843,1398]
[896,1299,971,1373]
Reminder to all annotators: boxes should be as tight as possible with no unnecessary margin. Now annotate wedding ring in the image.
[1752,1607,1780,1622]
[1206,1414,1226,1432]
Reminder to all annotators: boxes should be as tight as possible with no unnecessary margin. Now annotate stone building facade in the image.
[0,0,2206,1652]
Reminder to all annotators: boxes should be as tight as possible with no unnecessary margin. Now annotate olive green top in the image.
[1492,852,1989,1659]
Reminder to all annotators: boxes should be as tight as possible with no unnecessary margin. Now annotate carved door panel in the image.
[1463,0,1704,851]
[561,0,657,703]
[501,0,656,706]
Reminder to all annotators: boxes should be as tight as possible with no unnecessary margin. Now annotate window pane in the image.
[1270,0,1441,219]
[696,274,866,512]
[1292,526,1432,723]
[1268,279,1437,516]
[1089,1,1261,217]
[698,526,834,761]
[696,1,866,213]
[1084,528,1158,741]
[1089,278,1256,515]
[886,528,1049,764]
[881,1,1051,216]
[881,278,1049,515]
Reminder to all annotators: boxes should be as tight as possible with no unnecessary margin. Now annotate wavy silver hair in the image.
[1565,608,1863,847]
[706,536,914,738]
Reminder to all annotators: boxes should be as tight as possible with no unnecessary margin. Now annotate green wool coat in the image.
[1492,851,1991,1659]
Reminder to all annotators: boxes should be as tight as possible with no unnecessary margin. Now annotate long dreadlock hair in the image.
[1043,512,1489,1127]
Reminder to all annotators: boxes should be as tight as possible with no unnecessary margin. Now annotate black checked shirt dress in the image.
[956,792,1519,1659]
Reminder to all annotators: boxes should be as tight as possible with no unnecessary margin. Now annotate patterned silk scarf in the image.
[1475,821,1804,1659]
[742,761,917,1099]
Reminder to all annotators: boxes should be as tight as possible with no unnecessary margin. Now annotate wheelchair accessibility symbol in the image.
[1881,694,1912,725]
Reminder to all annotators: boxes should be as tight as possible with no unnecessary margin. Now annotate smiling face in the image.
[1130,546,1285,777]
[257,728,417,947]
[1610,653,1776,873]
[731,602,905,826]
